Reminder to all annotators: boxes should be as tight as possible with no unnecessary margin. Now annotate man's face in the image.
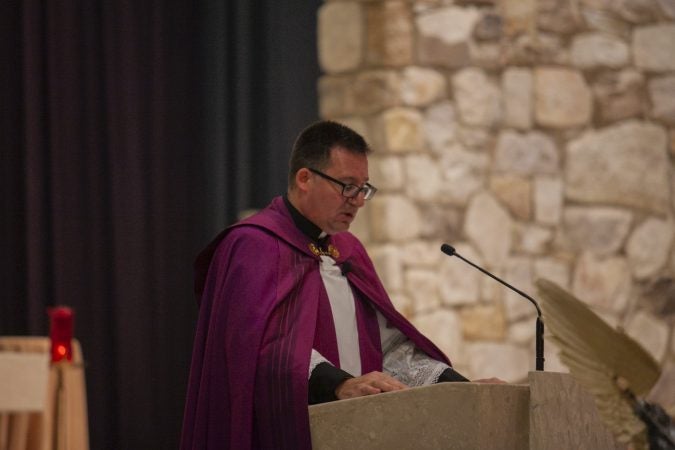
[304,147,369,235]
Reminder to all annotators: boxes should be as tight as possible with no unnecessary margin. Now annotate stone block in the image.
[401,240,443,267]
[534,257,571,290]
[613,0,661,24]
[336,116,372,146]
[369,244,403,292]
[562,207,633,257]
[460,303,507,340]
[570,32,630,69]
[649,75,675,124]
[452,67,502,127]
[404,154,442,201]
[502,67,533,130]
[319,75,355,118]
[637,277,675,317]
[417,203,463,241]
[633,24,675,72]
[509,319,536,346]
[502,256,536,321]
[369,156,404,191]
[535,67,592,128]
[389,292,413,318]
[369,194,421,242]
[572,252,631,313]
[490,174,532,221]
[626,217,674,279]
[412,309,464,361]
[534,176,563,226]
[405,268,440,314]
[365,1,413,67]
[464,192,514,268]
[466,342,530,381]
[318,2,364,74]
[657,0,675,18]
[516,224,554,255]
[494,130,559,175]
[352,70,401,115]
[423,101,457,155]
[416,6,481,68]
[456,125,492,150]
[350,206,371,243]
[480,273,504,304]
[473,11,503,41]
[468,42,503,70]
[581,7,631,38]
[413,0,441,13]
[592,69,647,124]
[565,120,670,214]
[439,242,482,306]
[400,66,446,107]
[501,0,537,36]
[439,145,489,206]
[504,33,568,66]
[375,107,425,153]
[537,0,580,34]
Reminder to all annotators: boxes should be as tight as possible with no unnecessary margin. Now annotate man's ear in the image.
[295,168,312,192]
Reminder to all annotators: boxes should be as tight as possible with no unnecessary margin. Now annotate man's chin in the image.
[328,221,351,234]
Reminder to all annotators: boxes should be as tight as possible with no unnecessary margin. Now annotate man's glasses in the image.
[308,168,378,200]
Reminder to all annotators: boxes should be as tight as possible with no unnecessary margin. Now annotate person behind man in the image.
[181,121,493,450]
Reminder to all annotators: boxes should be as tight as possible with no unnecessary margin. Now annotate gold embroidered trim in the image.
[308,243,340,259]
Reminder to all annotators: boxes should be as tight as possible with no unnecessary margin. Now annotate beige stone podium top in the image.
[309,371,621,450]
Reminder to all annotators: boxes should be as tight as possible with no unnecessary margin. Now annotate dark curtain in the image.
[0,0,319,449]
[200,0,321,228]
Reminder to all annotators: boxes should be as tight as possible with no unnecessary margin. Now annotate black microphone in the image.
[440,243,545,371]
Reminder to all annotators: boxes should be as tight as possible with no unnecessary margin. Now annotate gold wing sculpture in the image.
[535,278,663,448]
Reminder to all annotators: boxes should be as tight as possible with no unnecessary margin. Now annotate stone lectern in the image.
[309,371,622,450]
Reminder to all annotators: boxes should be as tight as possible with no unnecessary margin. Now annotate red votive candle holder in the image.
[48,306,74,363]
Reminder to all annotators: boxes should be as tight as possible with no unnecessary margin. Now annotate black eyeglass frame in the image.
[307,168,378,200]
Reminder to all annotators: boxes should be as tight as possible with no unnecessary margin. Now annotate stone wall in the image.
[317,0,675,395]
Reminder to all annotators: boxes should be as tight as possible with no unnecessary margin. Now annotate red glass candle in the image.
[48,306,74,362]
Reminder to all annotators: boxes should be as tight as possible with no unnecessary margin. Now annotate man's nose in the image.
[348,191,366,207]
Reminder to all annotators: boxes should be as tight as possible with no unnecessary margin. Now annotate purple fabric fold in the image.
[181,196,452,450]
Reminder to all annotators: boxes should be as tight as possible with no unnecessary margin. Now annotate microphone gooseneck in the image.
[440,243,545,371]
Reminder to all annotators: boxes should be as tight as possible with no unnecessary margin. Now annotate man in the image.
[181,121,480,450]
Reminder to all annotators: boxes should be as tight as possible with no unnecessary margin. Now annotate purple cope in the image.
[181,196,451,450]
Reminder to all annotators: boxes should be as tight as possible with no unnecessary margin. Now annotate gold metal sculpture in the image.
[535,278,670,449]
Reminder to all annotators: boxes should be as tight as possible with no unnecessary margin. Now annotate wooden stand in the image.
[0,337,89,450]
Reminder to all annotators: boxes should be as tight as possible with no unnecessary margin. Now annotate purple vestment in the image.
[181,197,451,450]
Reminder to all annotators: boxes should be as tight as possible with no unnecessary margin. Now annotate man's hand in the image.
[335,371,408,400]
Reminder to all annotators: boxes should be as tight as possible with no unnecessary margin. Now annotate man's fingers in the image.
[336,380,380,399]
[335,372,408,400]
[357,372,408,393]
[358,384,381,395]
[371,378,406,392]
